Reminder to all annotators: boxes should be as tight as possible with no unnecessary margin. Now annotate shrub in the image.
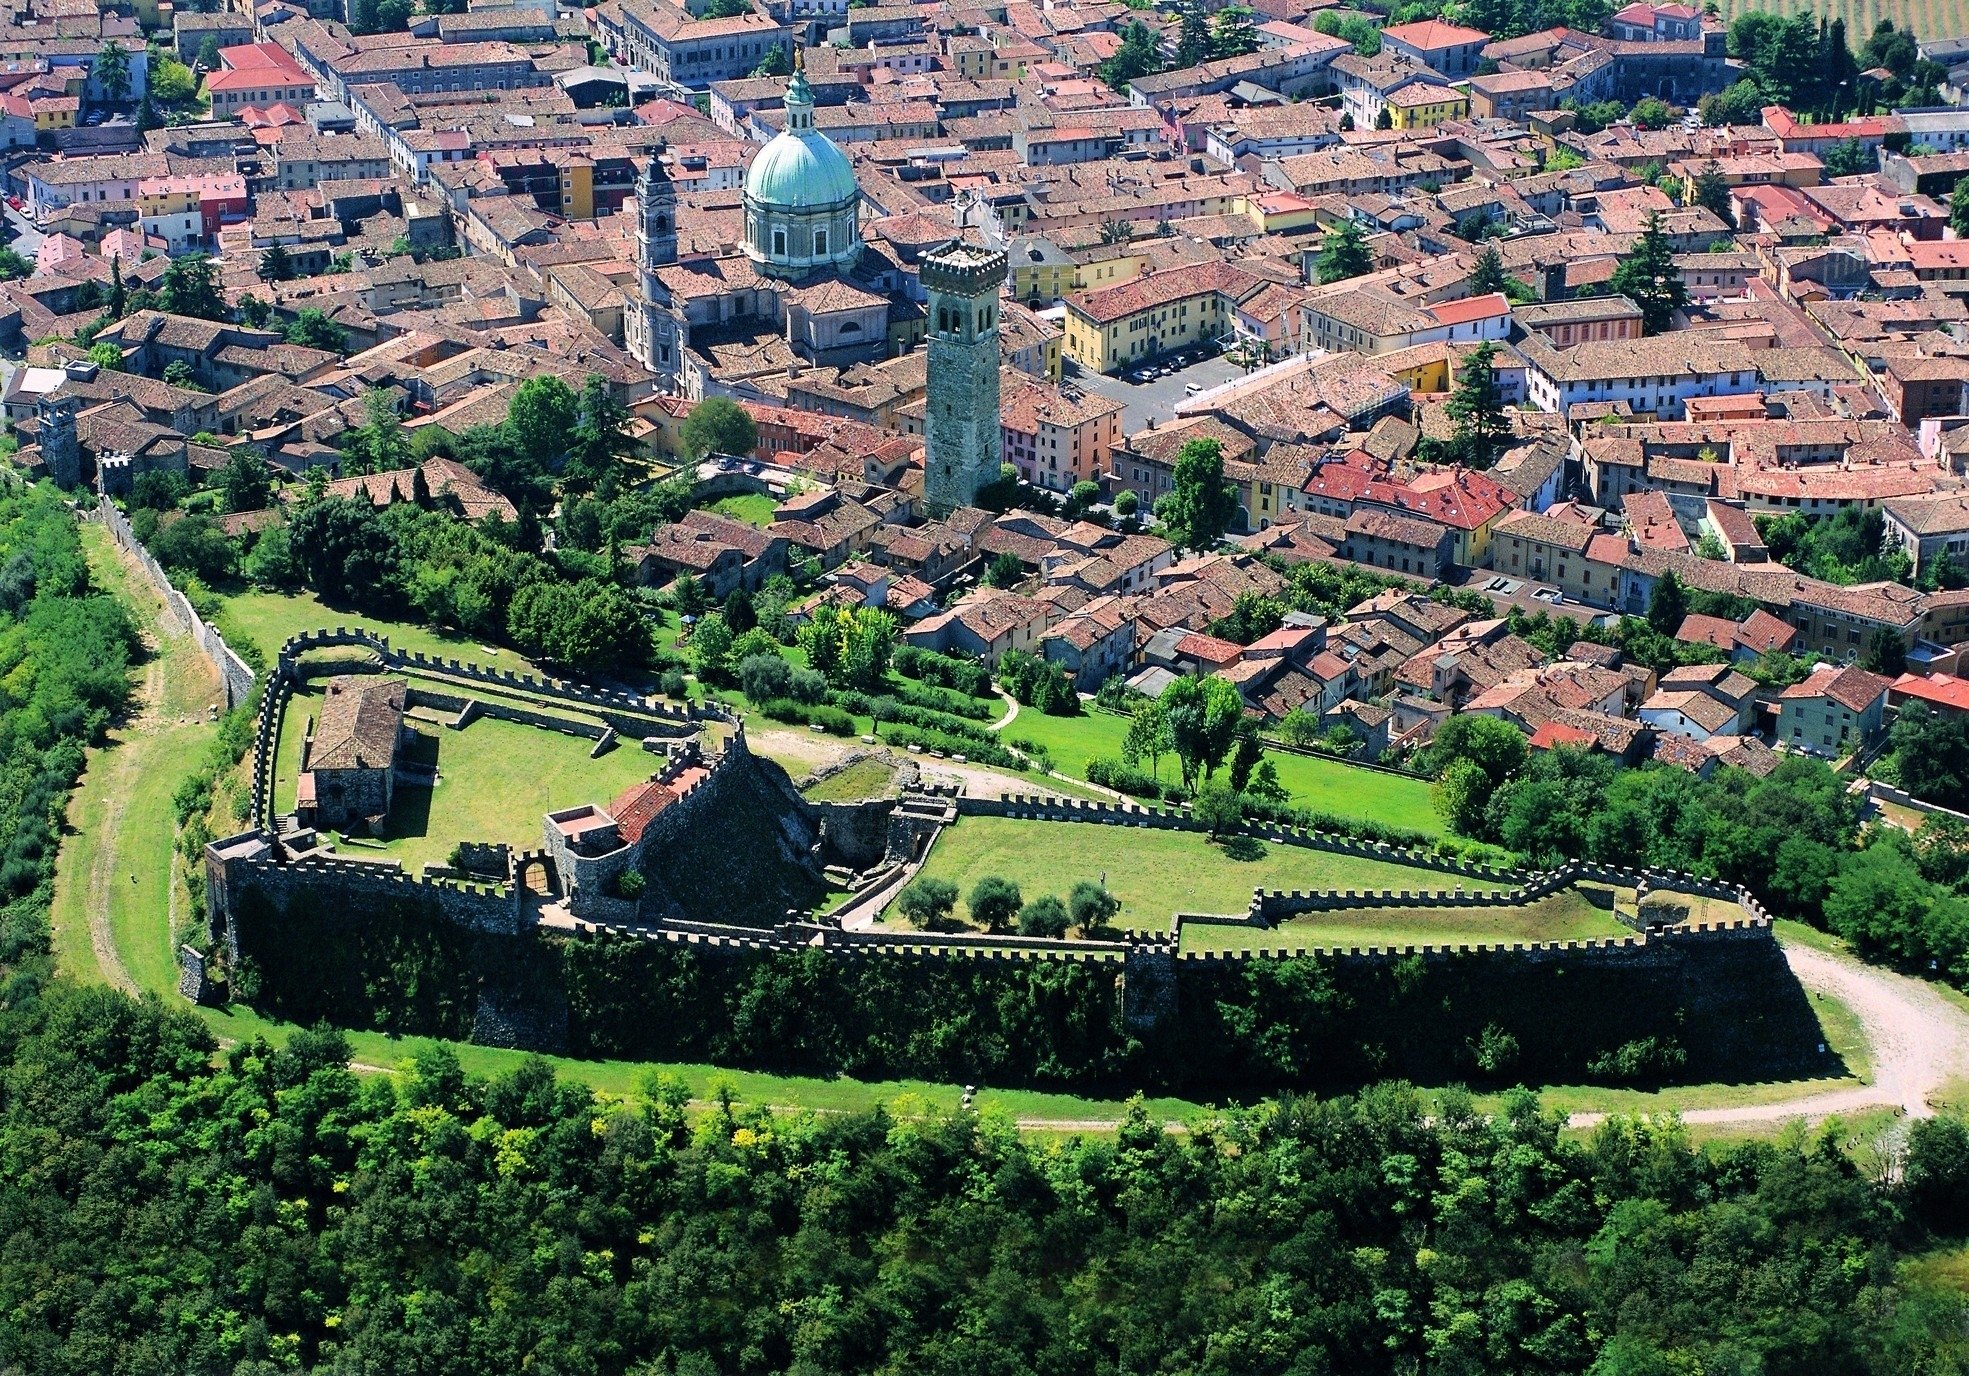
[1585,1036,1687,1084]
[968,875,1022,932]
[737,651,791,702]
[896,876,958,928]
[1086,757,1161,798]
[659,670,688,699]
[894,645,993,698]
[1017,894,1069,938]
[1067,881,1120,931]
[612,870,647,900]
[758,698,856,736]
[879,723,1024,770]
[1194,778,1243,836]
[788,667,828,704]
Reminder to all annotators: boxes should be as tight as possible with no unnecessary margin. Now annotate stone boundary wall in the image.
[275,627,729,734]
[956,793,1532,885]
[1253,863,1575,919]
[1867,780,1969,824]
[99,498,257,708]
[1172,917,1774,965]
[405,685,608,742]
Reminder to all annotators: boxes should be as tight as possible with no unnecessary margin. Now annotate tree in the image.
[1101,19,1163,92]
[1906,1114,1969,1233]
[1316,217,1372,284]
[1067,880,1120,932]
[1193,777,1243,835]
[1861,626,1908,676]
[1176,3,1211,65]
[1698,78,1766,126]
[1951,177,1969,240]
[1608,210,1687,335]
[1630,96,1674,129]
[1161,673,1244,791]
[108,256,126,317]
[1445,340,1509,462]
[220,449,272,513]
[1646,568,1688,635]
[352,387,406,473]
[1435,756,1493,835]
[197,34,223,70]
[152,57,198,105]
[159,254,228,321]
[1154,438,1239,552]
[507,375,580,468]
[1122,700,1174,780]
[93,40,131,104]
[896,876,957,928]
[569,373,635,485]
[984,551,1025,588]
[1822,138,1874,177]
[1691,160,1735,228]
[1470,241,1507,295]
[1227,719,1262,793]
[797,605,896,692]
[284,308,348,353]
[161,359,202,391]
[752,46,791,77]
[1430,713,1528,788]
[0,246,29,282]
[680,395,758,460]
[1017,894,1070,938]
[967,875,1022,931]
[87,341,120,371]
[1209,5,1259,59]
[258,244,295,283]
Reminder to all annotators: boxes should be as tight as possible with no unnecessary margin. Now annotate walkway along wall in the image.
[98,497,257,708]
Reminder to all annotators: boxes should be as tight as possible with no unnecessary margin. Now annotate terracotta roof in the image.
[309,675,405,771]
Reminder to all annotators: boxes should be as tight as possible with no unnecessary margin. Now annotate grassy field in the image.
[51,526,225,994]
[274,688,659,867]
[1002,706,1444,835]
[1716,0,1969,44]
[891,816,1505,930]
[1177,887,1630,952]
[219,588,547,675]
[706,493,779,527]
[801,755,898,801]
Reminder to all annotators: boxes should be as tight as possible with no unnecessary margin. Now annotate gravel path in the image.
[1573,933,1969,1130]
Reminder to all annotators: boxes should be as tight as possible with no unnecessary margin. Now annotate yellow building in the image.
[1245,190,1322,234]
[555,154,595,221]
[1061,262,1261,374]
[1006,235,1078,307]
[30,95,76,133]
[1386,83,1470,130]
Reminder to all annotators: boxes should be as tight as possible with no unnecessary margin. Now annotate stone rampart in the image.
[100,498,257,707]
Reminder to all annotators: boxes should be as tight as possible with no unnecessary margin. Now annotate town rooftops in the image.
[1779,663,1893,712]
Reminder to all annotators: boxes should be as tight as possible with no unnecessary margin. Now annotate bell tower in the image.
[636,145,682,391]
[922,242,1008,515]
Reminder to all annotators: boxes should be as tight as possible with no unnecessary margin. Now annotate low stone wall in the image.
[1174,916,1772,965]
[1867,780,1969,823]
[1252,863,1574,919]
[100,498,257,708]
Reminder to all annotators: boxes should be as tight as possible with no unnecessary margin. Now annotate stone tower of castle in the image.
[37,393,80,489]
[635,147,682,392]
[922,242,1008,514]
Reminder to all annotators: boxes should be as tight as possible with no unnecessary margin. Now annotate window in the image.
[814,229,827,255]
[773,229,786,256]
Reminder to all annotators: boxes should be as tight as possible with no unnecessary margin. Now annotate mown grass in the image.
[1001,705,1444,835]
[1178,887,1630,952]
[893,816,1504,930]
[275,689,660,868]
[800,756,898,802]
[706,493,779,527]
[219,588,546,675]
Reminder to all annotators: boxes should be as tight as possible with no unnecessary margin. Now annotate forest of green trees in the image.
[5,978,1969,1375]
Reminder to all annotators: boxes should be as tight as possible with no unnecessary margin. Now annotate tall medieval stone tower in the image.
[922,242,1008,514]
[636,147,682,392]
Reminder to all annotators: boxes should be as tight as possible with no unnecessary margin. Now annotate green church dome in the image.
[744,69,858,210]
